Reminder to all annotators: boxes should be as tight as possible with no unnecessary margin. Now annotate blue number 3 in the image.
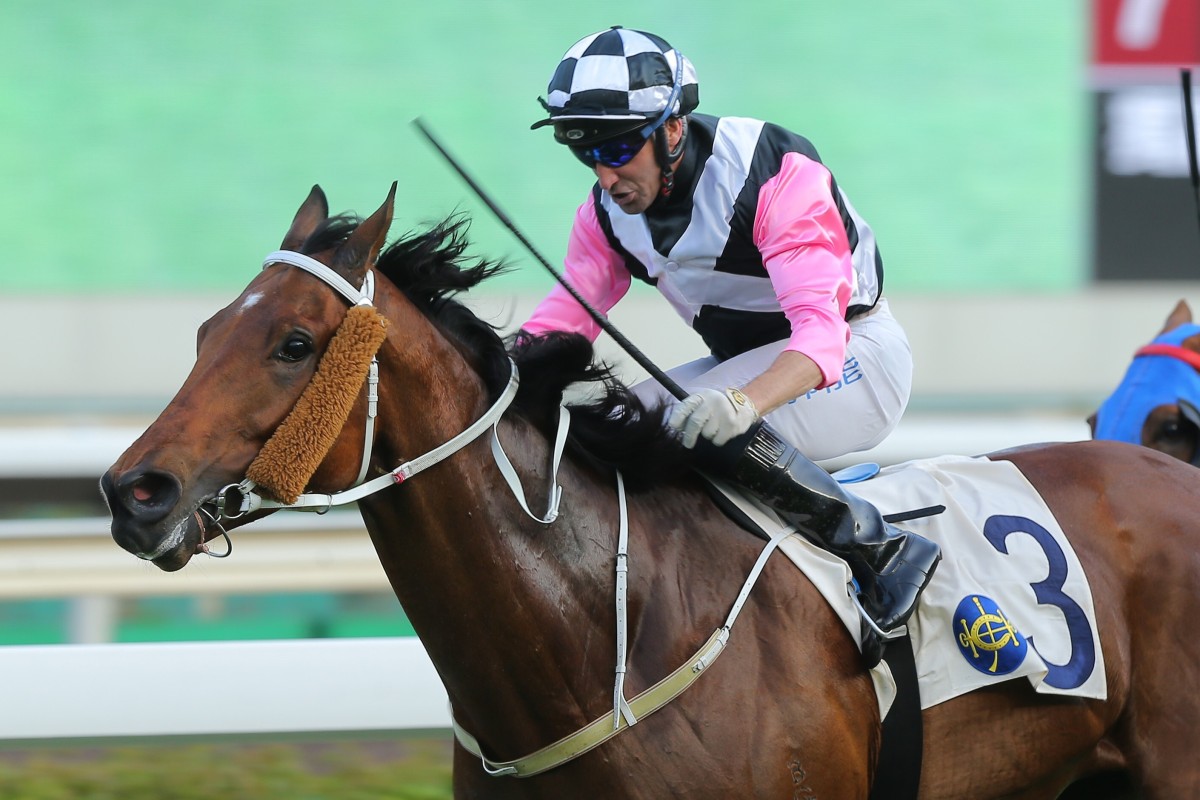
[982,514,1096,690]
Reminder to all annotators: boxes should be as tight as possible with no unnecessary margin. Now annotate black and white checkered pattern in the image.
[539,27,699,123]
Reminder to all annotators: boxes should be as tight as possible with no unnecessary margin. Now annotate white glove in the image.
[668,387,760,449]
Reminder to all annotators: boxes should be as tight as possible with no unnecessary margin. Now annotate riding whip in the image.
[412,117,688,401]
[1182,69,1200,245]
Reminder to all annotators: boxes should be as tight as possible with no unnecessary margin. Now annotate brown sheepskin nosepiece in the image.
[246,304,389,503]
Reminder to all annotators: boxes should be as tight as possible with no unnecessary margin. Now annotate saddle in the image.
[700,454,1108,710]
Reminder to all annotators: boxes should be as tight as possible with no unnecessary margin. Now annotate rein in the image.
[216,364,520,518]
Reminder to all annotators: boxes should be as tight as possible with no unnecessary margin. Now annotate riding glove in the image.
[669,387,760,449]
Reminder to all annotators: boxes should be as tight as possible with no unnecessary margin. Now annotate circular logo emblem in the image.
[726,387,751,408]
[954,594,1027,676]
[565,128,584,140]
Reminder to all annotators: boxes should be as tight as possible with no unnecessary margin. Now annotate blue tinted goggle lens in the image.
[570,129,650,168]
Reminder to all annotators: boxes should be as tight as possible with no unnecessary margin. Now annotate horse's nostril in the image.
[130,474,172,505]
[115,469,183,521]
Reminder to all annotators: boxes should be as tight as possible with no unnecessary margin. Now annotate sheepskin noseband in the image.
[246,303,388,503]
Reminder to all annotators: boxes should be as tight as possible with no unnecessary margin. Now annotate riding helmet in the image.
[531,26,699,147]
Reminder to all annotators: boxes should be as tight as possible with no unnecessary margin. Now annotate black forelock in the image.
[300,214,361,255]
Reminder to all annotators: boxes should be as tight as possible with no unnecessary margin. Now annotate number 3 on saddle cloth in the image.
[709,454,1108,716]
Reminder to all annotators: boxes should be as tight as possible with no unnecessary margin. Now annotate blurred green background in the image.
[0,591,413,645]
[1,0,1086,295]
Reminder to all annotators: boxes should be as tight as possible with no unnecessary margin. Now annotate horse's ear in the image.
[1162,299,1194,333]
[280,185,330,251]
[334,182,396,279]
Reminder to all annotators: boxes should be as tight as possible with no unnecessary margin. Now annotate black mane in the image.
[317,214,690,489]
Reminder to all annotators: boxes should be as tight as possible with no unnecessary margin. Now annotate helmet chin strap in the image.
[654,117,688,198]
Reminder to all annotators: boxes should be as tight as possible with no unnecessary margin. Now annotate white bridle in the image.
[212,250,525,519]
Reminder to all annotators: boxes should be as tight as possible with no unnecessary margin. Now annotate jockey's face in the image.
[591,117,683,215]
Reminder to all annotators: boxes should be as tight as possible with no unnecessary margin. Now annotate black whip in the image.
[1183,69,1200,243]
[412,117,688,401]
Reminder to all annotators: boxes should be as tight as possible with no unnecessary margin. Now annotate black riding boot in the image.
[695,421,941,655]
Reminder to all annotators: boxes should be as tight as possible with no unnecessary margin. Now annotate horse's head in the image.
[101,184,395,570]
[1090,299,1200,465]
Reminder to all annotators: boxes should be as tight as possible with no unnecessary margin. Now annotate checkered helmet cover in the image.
[537,27,699,124]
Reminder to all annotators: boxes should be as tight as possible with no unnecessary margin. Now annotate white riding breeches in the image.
[632,299,913,462]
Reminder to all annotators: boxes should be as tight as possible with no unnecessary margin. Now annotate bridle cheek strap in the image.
[246,303,388,504]
[237,251,385,505]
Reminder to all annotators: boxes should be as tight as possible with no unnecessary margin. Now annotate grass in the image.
[0,738,452,800]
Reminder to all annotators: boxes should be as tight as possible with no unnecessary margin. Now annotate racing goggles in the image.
[569,125,654,169]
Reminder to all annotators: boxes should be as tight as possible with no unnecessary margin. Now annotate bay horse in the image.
[1090,299,1200,465]
[103,185,1200,799]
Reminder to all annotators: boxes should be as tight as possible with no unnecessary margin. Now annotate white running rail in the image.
[0,637,450,743]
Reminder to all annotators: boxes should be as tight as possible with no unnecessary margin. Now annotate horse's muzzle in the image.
[101,467,198,567]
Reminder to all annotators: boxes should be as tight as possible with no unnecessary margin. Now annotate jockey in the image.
[522,26,940,660]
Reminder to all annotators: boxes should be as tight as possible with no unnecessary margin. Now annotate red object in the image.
[1135,342,1200,370]
[1093,0,1200,66]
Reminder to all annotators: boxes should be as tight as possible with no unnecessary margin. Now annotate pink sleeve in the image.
[523,195,632,342]
[754,152,854,388]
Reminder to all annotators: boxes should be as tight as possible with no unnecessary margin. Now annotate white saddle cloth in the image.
[710,453,1107,718]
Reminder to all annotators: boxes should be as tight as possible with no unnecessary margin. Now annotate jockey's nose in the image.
[594,164,621,190]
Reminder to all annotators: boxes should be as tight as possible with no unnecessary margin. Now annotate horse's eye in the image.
[1146,412,1199,464]
[278,335,313,362]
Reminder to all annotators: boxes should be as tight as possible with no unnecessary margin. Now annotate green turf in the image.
[0,740,453,800]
